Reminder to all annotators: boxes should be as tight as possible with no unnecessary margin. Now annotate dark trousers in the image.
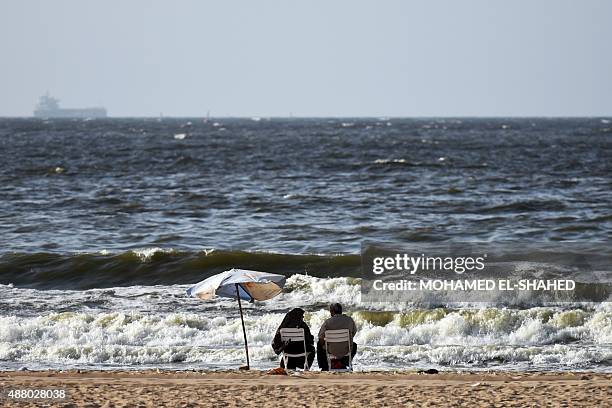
[280,351,315,370]
[316,339,357,371]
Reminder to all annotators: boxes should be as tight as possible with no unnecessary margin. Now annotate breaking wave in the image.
[0,274,610,371]
[0,249,360,289]
[0,307,610,371]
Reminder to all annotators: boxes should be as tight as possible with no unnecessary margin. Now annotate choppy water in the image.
[2,117,611,253]
[0,118,610,371]
[1,275,611,372]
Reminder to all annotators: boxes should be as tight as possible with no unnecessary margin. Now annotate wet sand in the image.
[1,370,610,407]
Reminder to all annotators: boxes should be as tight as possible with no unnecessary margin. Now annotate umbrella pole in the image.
[235,283,250,370]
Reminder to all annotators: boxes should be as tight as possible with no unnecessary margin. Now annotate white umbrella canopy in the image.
[186,268,286,369]
[186,268,286,302]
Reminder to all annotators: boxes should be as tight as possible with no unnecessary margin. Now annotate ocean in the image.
[0,117,610,372]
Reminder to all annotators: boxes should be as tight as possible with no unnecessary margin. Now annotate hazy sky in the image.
[1,0,611,117]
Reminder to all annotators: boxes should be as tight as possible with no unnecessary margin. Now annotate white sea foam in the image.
[279,274,361,308]
[374,159,407,164]
[130,247,174,261]
[0,304,610,370]
[0,274,610,371]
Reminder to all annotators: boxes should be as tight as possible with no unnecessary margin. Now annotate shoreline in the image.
[1,370,610,407]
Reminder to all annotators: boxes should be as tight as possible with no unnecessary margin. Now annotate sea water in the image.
[0,118,610,371]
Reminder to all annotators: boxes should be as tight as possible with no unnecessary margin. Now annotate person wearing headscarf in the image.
[271,308,315,369]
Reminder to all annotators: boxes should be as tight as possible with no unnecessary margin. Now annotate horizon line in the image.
[0,115,611,119]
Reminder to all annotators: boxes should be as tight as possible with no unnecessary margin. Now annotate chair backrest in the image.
[324,329,350,343]
[280,328,305,342]
[279,327,309,370]
[324,329,353,371]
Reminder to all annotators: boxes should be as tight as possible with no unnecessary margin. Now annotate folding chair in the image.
[324,329,353,372]
[279,328,310,370]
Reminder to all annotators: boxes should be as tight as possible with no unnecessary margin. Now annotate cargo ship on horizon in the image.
[33,93,107,118]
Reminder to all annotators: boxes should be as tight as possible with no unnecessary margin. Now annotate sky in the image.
[0,0,611,117]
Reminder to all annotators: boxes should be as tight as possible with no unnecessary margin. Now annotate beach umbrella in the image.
[186,268,286,370]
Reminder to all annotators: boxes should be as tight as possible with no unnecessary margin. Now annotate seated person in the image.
[316,303,358,370]
[271,308,315,369]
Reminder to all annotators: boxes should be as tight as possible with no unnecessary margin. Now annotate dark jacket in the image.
[272,308,315,355]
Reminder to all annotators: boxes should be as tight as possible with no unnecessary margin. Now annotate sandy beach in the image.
[0,370,610,407]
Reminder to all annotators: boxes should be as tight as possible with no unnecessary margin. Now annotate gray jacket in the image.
[318,314,357,357]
